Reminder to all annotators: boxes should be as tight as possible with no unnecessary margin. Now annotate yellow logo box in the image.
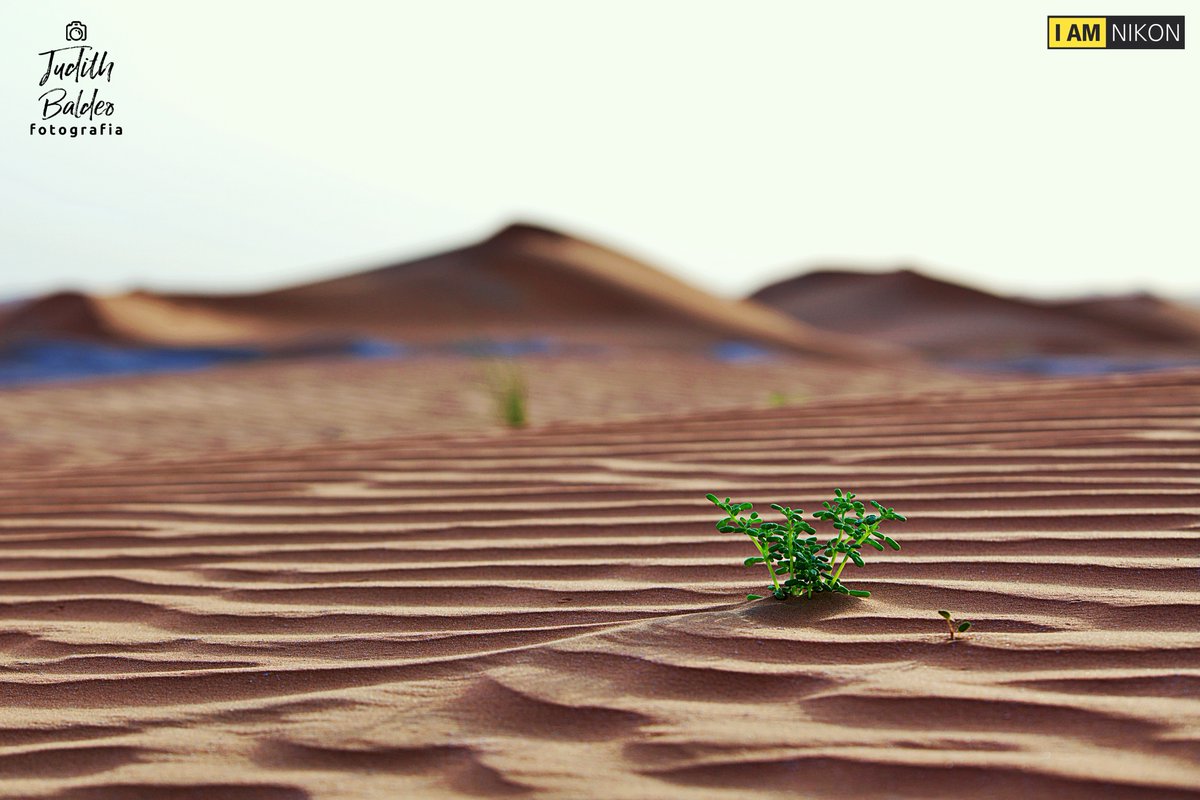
[1048,17,1107,47]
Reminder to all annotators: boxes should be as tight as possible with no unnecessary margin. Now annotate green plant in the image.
[767,390,807,408]
[485,363,528,428]
[938,609,972,640]
[706,488,905,601]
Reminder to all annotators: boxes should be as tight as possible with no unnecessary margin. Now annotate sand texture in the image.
[2,370,1200,798]
[0,355,967,470]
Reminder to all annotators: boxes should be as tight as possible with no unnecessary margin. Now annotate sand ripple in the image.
[2,371,1199,798]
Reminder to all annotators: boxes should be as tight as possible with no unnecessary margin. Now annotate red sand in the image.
[2,369,1199,798]
[3,225,1198,798]
[752,269,1200,358]
[1,226,900,360]
[0,354,966,469]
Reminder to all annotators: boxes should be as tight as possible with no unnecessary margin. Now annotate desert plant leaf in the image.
[706,488,905,601]
[938,609,972,640]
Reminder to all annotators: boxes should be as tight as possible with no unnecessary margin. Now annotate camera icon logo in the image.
[65,21,87,42]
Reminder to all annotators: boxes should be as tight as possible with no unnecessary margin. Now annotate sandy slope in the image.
[1053,293,1200,345]
[1,225,898,360]
[752,269,1200,358]
[2,371,1200,798]
[0,354,965,469]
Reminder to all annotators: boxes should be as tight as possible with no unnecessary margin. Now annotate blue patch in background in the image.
[711,341,775,363]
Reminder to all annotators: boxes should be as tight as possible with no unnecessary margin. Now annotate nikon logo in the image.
[1048,16,1185,49]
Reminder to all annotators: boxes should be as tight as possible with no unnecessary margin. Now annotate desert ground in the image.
[2,367,1199,799]
[3,224,1200,798]
[0,354,971,470]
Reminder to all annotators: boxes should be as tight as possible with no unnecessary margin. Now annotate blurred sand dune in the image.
[753,269,1200,358]
[0,225,900,361]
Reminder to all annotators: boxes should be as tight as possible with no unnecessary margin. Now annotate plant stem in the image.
[784,517,796,584]
[825,521,846,585]
[829,525,875,586]
[754,536,781,593]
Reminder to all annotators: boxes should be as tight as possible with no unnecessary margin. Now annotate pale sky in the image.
[1,1,1196,300]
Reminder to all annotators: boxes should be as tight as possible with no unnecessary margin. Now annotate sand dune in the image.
[0,293,124,342]
[1053,293,1200,345]
[0,292,287,348]
[2,370,1199,798]
[1,225,897,360]
[752,269,1200,358]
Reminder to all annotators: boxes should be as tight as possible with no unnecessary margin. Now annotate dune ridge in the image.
[2,370,1199,798]
[752,268,1200,358]
[0,225,898,361]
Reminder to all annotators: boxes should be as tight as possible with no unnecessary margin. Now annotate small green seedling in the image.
[938,609,972,640]
[706,488,905,601]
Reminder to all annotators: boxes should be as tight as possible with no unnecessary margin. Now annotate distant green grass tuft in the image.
[486,363,528,429]
[767,390,807,407]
